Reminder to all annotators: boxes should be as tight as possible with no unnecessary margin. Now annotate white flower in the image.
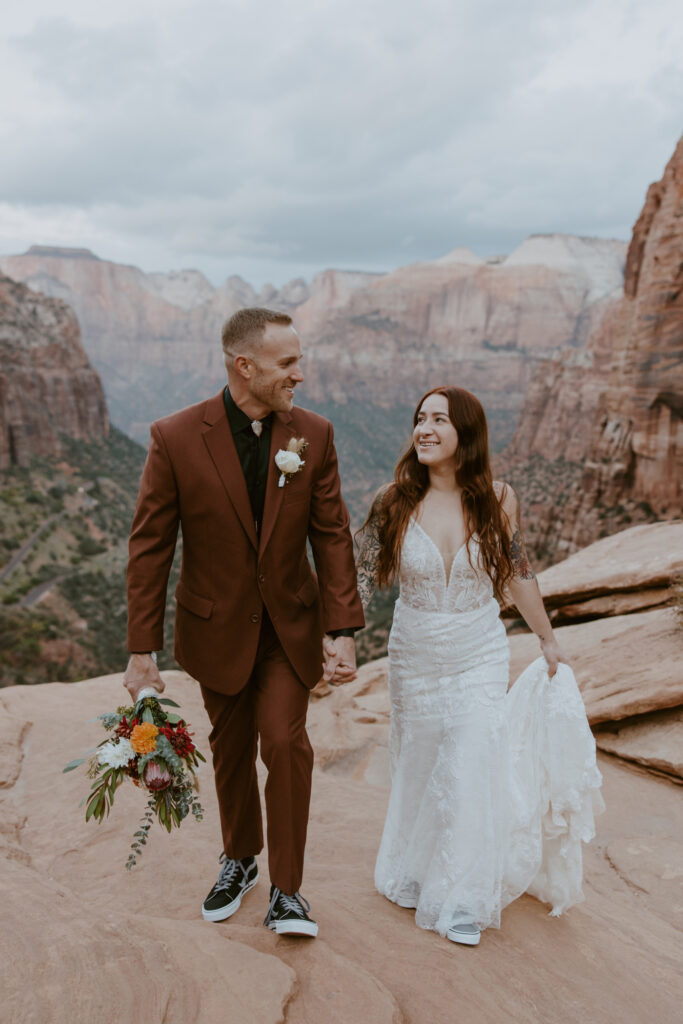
[97,738,135,769]
[274,438,307,487]
[275,450,302,474]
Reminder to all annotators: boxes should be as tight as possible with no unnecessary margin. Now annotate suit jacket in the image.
[127,391,365,694]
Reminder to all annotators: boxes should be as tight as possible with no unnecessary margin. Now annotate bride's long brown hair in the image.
[366,386,514,600]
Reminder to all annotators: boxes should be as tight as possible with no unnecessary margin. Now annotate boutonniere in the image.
[275,437,308,487]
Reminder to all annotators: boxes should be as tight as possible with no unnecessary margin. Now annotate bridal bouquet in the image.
[64,691,206,869]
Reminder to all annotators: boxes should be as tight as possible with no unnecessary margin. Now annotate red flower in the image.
[159,722,196,758]
[115,715,138,739]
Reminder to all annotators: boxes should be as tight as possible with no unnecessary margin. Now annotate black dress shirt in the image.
[223,386,272,535]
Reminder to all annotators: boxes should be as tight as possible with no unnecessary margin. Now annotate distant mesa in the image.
[1,231,630,480]
[432,247,483,266]
[503,233,626,286]
[25,245,100,261]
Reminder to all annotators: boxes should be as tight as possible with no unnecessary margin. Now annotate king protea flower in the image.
[144,761,172,791]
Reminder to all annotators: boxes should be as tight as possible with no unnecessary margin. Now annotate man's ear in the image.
[231,354,252,380]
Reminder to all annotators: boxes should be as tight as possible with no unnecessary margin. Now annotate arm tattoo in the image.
[356,510,381,611]
[510,528,536,580]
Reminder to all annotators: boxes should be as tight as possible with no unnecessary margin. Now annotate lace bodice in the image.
[398,519,494,614]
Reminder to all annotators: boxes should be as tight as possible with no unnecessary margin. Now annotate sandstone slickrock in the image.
[1,668,681,1024]
[0,273,108,469]
[504,135,683,559]
[0,674,401,1024]
[507,608,682,725]
[594,707,683,780]
[2,856,296,1024]
[504,521,683,623]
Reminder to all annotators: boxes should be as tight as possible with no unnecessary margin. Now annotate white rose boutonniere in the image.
[275,437,308,487]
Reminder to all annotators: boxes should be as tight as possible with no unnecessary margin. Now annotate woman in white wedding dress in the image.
[356,386,604,946]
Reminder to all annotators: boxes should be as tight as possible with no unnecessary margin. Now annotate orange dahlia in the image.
[130,722,159,754]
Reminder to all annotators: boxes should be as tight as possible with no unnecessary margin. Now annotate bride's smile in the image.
[413,393,459,465]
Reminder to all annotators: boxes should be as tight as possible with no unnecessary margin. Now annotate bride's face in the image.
[414,394,459,467]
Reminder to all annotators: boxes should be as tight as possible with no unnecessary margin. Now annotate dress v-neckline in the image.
[412,518,467,588]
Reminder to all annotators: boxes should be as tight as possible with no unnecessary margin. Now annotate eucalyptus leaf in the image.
[98,713,122,729]
[62,758,86,773]
[157,698,180,708]
[85,794,100,822]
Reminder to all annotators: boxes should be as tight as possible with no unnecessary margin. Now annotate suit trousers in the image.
[199,612,314,895]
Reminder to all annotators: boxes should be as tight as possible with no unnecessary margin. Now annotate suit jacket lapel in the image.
[201,392,258,550]
[259,410,295,555]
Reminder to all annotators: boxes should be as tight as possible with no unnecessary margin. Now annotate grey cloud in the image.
[1,0,681,285]
[12,16,156,101]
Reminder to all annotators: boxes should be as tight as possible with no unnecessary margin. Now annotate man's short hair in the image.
[221,307,293,358]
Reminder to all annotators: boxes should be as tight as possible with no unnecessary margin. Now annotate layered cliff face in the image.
[0,247,381,443]
[0,273,109,470]
[504,136,683,560]
[0,237,625,451]
[296,237,624,431]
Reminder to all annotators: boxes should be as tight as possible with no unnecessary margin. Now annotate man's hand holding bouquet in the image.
[64,673,206,869]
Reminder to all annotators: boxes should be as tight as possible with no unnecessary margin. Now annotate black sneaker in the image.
[201,853,258,922]
[263,885,319,937]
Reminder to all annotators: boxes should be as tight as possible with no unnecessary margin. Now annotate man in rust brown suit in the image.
[124,307,364,937]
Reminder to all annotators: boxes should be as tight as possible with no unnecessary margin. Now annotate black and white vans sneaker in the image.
[263,885,319,937]
[201,853,258,922]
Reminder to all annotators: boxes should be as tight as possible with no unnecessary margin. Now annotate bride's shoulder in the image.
[370,482,394,511]
[360,483,393,534]
[492,480,518,514]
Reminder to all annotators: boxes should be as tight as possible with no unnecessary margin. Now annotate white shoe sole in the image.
[201,873,258,922]
[447,927,481,946]
[395,896,418,909]
[268,919,319,937]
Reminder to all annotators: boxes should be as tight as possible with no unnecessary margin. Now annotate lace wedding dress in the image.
[374,519,604,935]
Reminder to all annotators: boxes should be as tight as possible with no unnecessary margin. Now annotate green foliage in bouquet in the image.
[64,694,206,869]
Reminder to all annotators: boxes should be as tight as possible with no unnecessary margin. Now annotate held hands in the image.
[539,635,568,679]
[322,634,357,686]
[123,653,165,702]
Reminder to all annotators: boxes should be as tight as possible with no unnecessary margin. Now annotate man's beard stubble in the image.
[251,370,292,413]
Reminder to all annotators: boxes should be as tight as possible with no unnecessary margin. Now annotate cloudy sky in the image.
[0,0,681,287]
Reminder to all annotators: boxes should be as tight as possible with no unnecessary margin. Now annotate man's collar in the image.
[223,386,271,435]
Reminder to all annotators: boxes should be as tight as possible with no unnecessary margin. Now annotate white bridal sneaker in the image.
[447,922,481,946]
[395,883,419,908]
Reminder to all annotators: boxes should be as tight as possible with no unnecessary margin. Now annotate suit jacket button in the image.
[250,613,260,623]
[258,574,265,584]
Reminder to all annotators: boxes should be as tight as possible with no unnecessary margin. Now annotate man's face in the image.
[247,323,305,413]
